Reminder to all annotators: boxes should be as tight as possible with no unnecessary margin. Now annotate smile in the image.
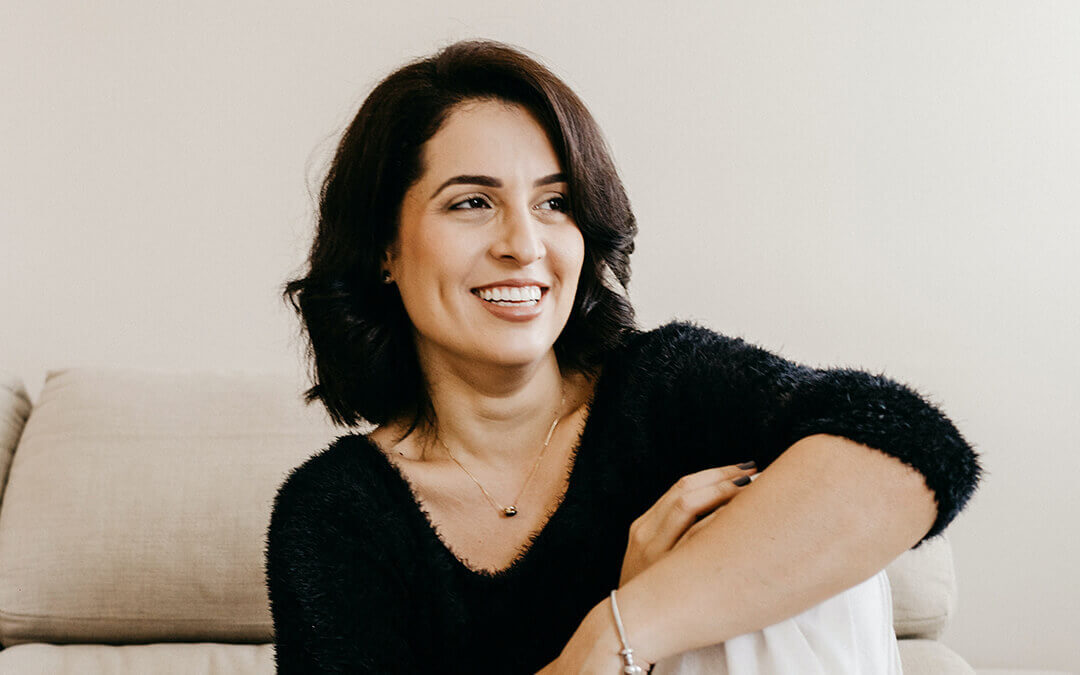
[472,285,543,304]
[469,285,548,321]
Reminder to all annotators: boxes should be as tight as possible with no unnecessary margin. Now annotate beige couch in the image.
[0,368,980,674]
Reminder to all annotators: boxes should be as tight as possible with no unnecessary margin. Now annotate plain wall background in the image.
[2,1,1077,671]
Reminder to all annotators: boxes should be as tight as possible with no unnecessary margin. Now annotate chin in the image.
[472,335,556,367]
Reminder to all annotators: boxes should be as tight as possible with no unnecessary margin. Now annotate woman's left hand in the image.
[539,466,756,674]
[620,463,756,586]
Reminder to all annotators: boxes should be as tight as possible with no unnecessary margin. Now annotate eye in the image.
[536,196,569,212]
[449,195,491,210]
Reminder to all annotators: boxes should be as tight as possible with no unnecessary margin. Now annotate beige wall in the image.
[2,1,1077,671]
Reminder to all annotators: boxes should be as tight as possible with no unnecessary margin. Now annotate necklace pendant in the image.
[503,506,518,517]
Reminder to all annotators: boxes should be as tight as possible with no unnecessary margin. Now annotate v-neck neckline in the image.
[358,380,605,582]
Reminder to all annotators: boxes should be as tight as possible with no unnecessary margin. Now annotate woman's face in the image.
[386,99,585,371]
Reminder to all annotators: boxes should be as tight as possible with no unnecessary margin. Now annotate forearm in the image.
[610,433,936,664]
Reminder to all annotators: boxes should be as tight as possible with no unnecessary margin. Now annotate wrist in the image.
[611,577,667,666]
[609,589,654,673]
[557,592,661,673]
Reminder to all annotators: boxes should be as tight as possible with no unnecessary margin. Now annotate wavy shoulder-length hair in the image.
[285,40,638,431]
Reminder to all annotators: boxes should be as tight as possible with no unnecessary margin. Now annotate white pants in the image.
[651,570,902,674]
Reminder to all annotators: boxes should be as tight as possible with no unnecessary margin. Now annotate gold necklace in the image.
[436,391,566,518]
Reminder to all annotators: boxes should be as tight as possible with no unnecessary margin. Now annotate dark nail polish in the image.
[737,461,756,470]
[733,475,751,487]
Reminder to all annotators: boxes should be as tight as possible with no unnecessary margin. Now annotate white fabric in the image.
[652,570,902,675]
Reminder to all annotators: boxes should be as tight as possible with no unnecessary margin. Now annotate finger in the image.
[631,463,757,544]
[649,478,748,551]
[650,463,757,521]
[673,476,760,551]
[664,462,758,494]
[670,477,746,522]
[676,507,722,548]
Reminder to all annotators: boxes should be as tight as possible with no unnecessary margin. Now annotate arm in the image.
[553,434,936,670]
[542,322,979,671]
[265,450,418,673]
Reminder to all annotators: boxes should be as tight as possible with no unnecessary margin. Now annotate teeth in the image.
[477,285,542,302]
[485,299,538,306]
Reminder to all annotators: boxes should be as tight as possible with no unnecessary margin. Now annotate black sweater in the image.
[265,321,980,674]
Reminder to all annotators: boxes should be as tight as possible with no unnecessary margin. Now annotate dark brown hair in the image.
[284,40,638,431]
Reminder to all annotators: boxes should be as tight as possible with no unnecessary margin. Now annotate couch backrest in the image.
[0,368,340,646]
[0,368,960,646]
[0,374,32,505]
[885,533,958,640]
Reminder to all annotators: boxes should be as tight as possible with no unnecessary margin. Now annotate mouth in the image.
[470,284,549,307]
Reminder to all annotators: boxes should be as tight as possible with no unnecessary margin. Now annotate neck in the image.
[413,344,569,469]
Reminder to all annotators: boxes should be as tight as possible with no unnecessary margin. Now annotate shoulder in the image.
[615,320,769,364]
[268,434,395,534]
[265,435,420,671]
[590,320,785,437]
[604,319,795,391]
[265,434,418,587]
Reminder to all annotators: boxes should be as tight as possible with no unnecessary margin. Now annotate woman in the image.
[265,40,979,674]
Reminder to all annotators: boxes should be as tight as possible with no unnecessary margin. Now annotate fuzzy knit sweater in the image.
[265,321,980,674]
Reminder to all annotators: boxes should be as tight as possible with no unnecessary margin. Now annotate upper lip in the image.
[471,278,550,292]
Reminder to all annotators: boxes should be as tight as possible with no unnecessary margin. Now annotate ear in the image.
[380,248,398,283]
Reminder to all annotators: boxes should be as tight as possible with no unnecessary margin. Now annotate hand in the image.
[620,462,757,586]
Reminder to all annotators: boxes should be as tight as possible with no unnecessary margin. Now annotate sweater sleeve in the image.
[265,442,418,674]
[625,321,981,541]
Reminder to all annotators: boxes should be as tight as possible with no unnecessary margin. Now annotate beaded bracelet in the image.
[609,589,647,674]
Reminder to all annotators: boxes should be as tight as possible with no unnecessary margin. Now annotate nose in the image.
[491,204,545,264]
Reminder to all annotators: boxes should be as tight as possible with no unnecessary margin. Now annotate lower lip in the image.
[472,290,546,322]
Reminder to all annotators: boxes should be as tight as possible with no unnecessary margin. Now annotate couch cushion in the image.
[0,368,340,645]
[0,374,32,503]
[885,534,957,639]
[898,639,975,675]
[0,642,273,674]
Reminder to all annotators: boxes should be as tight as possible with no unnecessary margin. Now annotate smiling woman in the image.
[265,40,979,674]
[385,101,584,371]
[278,41,636,439]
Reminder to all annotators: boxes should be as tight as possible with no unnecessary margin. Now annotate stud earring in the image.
[381,270,393,284]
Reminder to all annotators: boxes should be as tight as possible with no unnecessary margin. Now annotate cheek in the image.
[400,224,481,309]
[555,227,586,282]
[393,228,441,312]
[400,219,455,277]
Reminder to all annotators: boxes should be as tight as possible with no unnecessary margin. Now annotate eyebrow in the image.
[430,172,566,199]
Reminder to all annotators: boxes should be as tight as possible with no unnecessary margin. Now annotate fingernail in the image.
[737,461,756,470]
[733,475,751,487]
